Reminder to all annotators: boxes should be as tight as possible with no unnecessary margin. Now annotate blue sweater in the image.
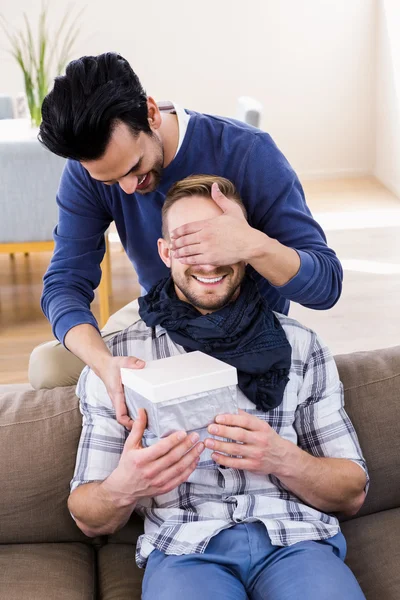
[42,111,342,343]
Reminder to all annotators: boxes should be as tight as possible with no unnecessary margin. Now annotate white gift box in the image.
[121,351,238,438]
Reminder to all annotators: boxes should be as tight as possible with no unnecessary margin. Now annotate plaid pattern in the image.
[71,316,368,568]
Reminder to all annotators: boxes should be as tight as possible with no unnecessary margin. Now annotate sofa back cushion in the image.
[336,346,400,519]
[0,386,95,544]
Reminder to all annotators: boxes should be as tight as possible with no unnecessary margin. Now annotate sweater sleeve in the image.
[241,134,343,310]
[41,160,112,344]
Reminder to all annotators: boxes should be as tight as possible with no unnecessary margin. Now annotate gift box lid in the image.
[121,351,237,403]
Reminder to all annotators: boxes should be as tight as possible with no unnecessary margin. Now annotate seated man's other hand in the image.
[204,409,290,477]
[104,409,205,505]
[97,354,146,429]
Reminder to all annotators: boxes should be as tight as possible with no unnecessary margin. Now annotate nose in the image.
[119,173,138,195]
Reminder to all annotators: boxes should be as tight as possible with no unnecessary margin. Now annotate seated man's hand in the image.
[104,409,205,505]
[204,409,289,476]
[96,354,146,429]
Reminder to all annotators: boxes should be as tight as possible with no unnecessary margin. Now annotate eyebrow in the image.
[95,157,143,183]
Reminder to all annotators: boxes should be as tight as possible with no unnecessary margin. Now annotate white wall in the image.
[375,0,400,197]
[0,0,376,178]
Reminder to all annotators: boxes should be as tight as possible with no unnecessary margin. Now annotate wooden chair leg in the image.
[99,247,111,329]
[105,235,112,297]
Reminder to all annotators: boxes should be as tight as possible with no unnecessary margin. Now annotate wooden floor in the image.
[1,177,399,384]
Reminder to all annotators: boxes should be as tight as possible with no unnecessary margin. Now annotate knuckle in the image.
[175,462,186,476]
[185,436,197,449]
[253,449,264,461]
[154,477,166,489]
[141,469,153,483]
[130,456,141,469]
[234,429,244,442]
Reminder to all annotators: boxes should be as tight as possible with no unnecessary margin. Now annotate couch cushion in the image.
[335,346,400,517]
[97,544,143,599]
[107,512,145,545]
[0,386,95,543]
[0,543,96,600]
[341,508,400,599]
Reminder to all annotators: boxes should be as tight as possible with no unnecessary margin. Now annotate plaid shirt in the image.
[71,315,368,568]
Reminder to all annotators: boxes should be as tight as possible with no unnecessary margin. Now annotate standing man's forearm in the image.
[64,323,112,376]
[246,229,301,287]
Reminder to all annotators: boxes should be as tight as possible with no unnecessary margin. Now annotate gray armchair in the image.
[0,95,14,120]
[0,120,112,327]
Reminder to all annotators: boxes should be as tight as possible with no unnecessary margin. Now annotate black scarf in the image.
[138,274,292,411]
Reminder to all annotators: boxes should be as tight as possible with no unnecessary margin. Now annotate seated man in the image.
[69,175,368,600]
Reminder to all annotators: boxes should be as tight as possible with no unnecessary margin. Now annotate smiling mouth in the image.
[192,275,227,285]
[136,172,150,190]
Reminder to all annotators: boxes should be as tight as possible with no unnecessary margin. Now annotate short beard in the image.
[173,266,244,313]
[136,132,164,194]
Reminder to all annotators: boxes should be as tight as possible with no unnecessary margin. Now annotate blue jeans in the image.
[142,522,365,599]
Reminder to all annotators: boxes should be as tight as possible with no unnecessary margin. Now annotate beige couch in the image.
[1,346,400,599]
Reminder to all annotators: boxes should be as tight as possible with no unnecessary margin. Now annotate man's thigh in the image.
[142,549,248,600]
[249,538,365,600]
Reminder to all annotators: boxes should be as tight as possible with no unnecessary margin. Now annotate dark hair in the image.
[38,52,151,161]
[162,175,247,238]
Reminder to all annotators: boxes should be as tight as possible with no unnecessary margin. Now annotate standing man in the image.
[34,52,342,428]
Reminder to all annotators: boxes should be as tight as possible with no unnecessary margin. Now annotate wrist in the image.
[272,440,310,479]
[91,349,113,378]
[246,228,275,262]
[102,468,138,510]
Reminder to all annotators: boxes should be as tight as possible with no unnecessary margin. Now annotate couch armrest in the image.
[0,386,101,544]
[335,346,400,519]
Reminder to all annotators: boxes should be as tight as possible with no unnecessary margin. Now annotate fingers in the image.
[156,458,200,496]
[214,411,264,431]
[177,255,211,265]
[172,244,202,259]
[211,452,252,470]
[211,183,245,217]
[170,232,200,250]
[170,221,204,241]
[204,438,247,457]
[118,414,134,430]
[154,434,205,475]
[153,442,204,490]
[211,182,226,203]
[113,390,134,430]
[121,356,145,369]
[141,429,192,462]
[126,408,147,448]
[207,423,250,443]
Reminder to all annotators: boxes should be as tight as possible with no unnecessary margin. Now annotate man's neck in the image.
[159,112,179,169]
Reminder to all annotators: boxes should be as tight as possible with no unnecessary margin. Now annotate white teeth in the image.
[194,276,224,283]
[138,174,146,185]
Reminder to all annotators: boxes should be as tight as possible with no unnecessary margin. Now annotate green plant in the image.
[0,3,84,127]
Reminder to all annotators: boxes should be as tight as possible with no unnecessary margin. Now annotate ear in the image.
[158,238,171,268]
[147,97,162,130]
